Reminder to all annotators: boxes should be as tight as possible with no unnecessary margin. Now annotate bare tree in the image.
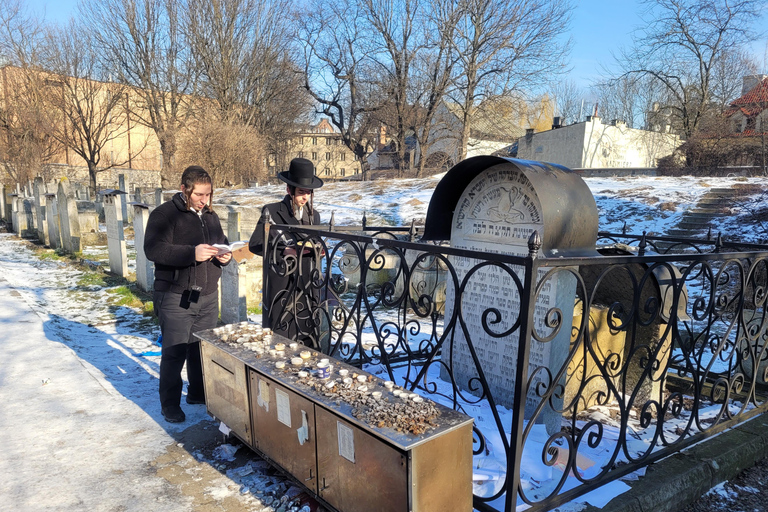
[549,78,585,126]
[184,0,310,175]
[83,0,196,184]
[298,0,381,181]
[617,0,764,139]
[176,105,265,186]
[449,0,572,160]
[360,0,426,176]
[0,0,60,184]
[408,0,462,177]
[41,22,139,192]
[710,48,759,111]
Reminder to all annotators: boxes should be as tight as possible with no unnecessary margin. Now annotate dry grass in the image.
[659,202,677,211]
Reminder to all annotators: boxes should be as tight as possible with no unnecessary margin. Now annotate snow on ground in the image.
[1,172,766,511]
[216,174,766,242]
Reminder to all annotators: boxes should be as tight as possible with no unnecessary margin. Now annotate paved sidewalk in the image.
[0,235,269,512]
[0,274,189,511]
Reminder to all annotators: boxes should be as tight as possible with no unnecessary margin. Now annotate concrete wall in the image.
[517,117,681,169]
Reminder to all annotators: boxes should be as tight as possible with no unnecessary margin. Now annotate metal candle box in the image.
[195,326,474,512]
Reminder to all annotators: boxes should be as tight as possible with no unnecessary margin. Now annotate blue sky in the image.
[23,0,768,91]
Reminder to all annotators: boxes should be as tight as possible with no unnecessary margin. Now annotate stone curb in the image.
[583,412,768,512]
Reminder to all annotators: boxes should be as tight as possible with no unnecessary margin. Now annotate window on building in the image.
[326,152,331,160]
[312,137,318,145]
[339,153,345,161]
[340,168,346,176]
[298,151,304,159]
[746,117,756,131]
[325,168,330,176]
[354,168,359,174]
[312,152,318,160]
[354,154,359,160]
[326,138,332,145]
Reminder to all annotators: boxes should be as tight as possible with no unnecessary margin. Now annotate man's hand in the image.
[215,252,232,264]
[195,244,219,262]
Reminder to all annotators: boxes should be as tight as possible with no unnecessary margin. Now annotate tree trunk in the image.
[88,160,98,193]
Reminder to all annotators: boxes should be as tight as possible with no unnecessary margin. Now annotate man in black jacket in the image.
[249,158,323,347]
[144,166,231,423]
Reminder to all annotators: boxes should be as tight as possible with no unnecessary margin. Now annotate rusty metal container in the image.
[199,341,252,445]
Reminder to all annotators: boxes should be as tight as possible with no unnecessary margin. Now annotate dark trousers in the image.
[159,342,204,407]
[155,290,219,408]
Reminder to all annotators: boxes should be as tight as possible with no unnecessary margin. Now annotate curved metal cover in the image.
[423,156,598,256]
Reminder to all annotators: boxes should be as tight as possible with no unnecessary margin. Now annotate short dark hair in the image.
[181,165,214,211]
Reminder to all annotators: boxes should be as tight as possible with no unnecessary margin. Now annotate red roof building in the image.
[725,75,768,136]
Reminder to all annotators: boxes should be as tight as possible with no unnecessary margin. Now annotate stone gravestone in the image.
[10,192,23,235]
[0,183,6,222]
[118,174,132,224]
[131,203,154,292]
[4,185,12,222]
[423,156,599,433]
[45,192,62,250]
[102,190,128,277]
[22,195,36,238]
[220,210,248,324]
[33,177,49,246]
[57,178,82,254]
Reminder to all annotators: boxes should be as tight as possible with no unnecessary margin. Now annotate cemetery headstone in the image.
[221,210,248,324]
[57,178,82,254]
[118,174,132,224]
[102,190,128,277]
[33,177,49,246]
[10,193,23,235]
[45,192,61,250]
[132,203,154,292]
[0,183,6,222]
[424,156,599,433]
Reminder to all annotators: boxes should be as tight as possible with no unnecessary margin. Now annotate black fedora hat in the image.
[278,158,324,189]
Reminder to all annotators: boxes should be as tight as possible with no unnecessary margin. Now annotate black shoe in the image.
[161,405,186,423]
[186,396,205,405]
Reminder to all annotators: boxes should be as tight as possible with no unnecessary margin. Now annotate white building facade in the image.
[516,116,681,169]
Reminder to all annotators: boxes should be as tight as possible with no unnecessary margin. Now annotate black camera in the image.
[181,285,203,307]
[188,285,202,303]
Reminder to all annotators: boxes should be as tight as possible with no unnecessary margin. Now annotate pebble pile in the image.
[209,322,440,435]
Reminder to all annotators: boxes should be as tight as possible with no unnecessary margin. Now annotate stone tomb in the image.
[423,156,599,432]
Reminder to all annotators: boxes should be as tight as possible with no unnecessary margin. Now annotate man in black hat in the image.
[249,158,324,347]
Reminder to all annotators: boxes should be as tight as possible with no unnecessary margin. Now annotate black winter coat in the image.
[144,192,228,296]
[249,195,321,346]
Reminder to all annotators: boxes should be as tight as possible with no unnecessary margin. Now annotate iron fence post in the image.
[503,231,541,512]
[261,209,271,328]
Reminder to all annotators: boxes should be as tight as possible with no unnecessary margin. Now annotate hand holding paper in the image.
[212,241,247,256]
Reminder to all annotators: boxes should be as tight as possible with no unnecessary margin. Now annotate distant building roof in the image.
[725,76,768,117]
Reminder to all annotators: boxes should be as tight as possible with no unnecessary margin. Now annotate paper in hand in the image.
[212,241,247,256]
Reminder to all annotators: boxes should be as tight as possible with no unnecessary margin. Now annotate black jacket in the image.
[249,195,321,345]
[249,195,320,254]
[144,192,228,296]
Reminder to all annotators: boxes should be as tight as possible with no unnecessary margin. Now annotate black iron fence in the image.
[262,221,768,512]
